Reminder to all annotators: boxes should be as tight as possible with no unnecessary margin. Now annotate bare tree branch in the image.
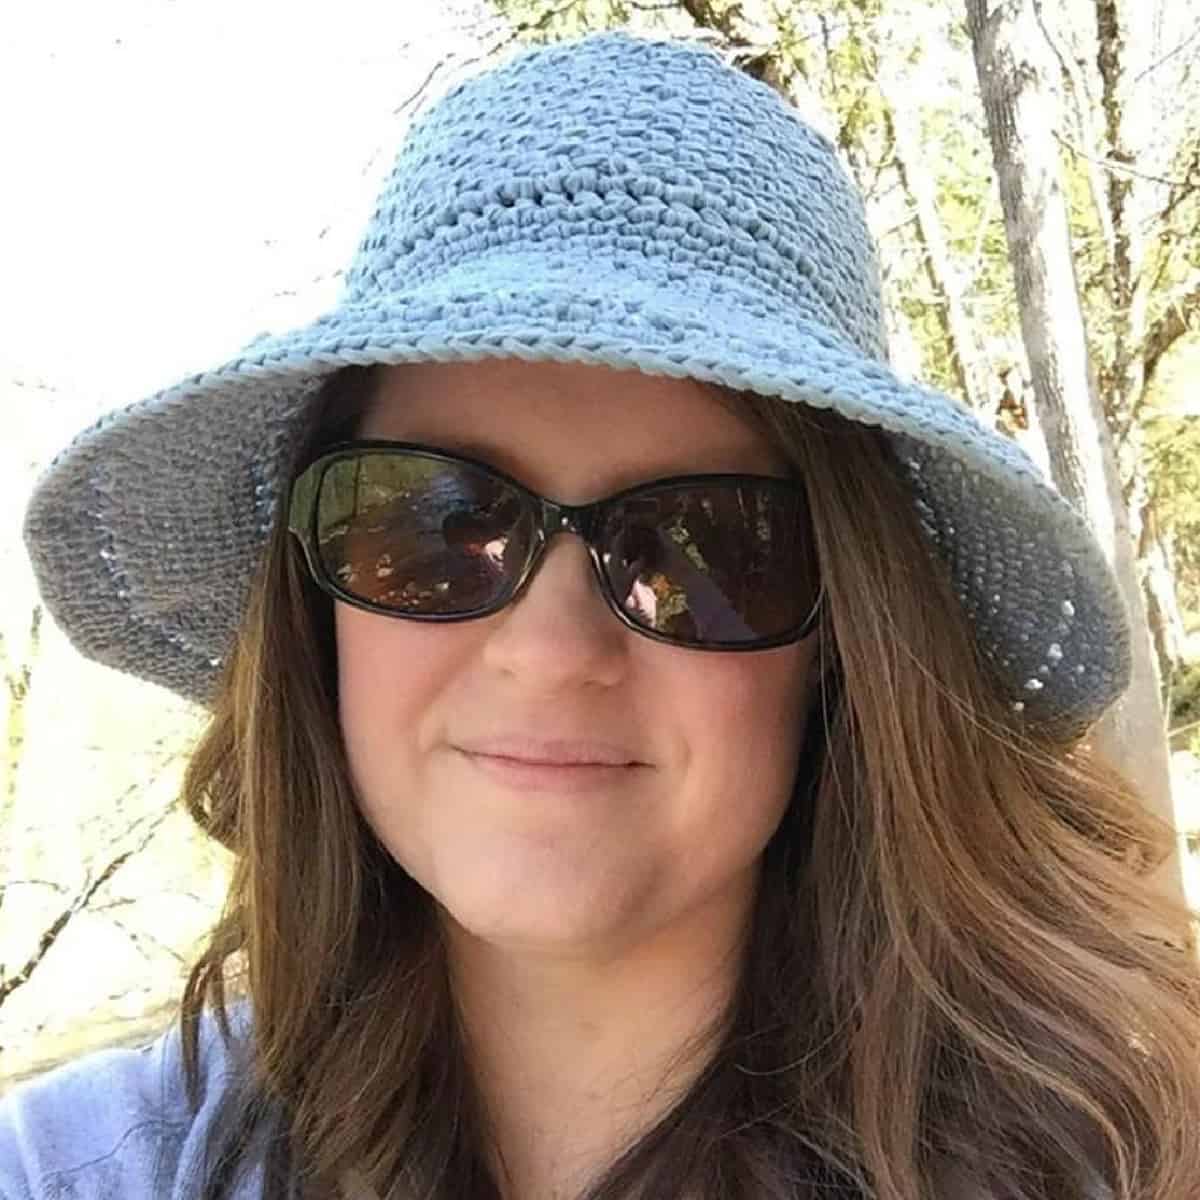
[1146,131,1200,232]
[101,914,188,967]
[1051,130,1195,189]
[2,879,69,895]
[0,803,175,1008]
[1133,24,1200,84]
[389,56,458,119]
[1142,271,1200,390]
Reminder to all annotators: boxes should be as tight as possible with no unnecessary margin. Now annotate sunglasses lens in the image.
[314,453,534,614]
[599,483,819,645]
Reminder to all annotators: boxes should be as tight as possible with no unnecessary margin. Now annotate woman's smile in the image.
[459,747,650,794]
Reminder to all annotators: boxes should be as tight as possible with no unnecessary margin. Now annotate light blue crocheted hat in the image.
[22,29,1131,730]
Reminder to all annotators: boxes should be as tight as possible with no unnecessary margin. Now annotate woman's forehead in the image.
[357,359,792,493]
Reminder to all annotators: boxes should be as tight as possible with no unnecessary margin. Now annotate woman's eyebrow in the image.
[378,432,789,493]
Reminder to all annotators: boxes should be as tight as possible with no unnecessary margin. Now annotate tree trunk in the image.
[963,0,1184,913]
[876,62,999,418]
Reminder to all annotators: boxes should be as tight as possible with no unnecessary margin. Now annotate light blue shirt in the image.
[0,1006,261,1199]
[0,1005,1111,1199]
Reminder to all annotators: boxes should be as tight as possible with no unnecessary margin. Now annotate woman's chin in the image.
[435,885,646,959]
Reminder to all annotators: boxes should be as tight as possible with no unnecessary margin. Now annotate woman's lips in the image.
[461,750,644,794]
[457,735,642,766]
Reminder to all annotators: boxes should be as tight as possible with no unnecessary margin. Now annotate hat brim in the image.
[22,264,1131,726]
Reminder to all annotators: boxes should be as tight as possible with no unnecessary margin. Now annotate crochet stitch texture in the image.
[22,29,1131,732]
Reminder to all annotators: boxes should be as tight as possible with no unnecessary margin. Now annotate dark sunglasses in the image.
[287,441,823,651]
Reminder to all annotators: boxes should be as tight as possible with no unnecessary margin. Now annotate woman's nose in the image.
[478,534,629,690]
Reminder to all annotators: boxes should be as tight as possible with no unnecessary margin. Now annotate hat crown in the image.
[345,30,888,363]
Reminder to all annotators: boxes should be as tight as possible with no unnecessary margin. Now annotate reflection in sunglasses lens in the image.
[317,457,534,614]
[601,485,815,645]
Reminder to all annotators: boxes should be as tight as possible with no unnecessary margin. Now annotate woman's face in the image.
[335,358,821,959]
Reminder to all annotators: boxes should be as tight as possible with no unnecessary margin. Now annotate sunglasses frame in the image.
[287,439,823,652]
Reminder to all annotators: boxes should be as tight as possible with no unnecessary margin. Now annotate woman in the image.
[8,27,1200,1200]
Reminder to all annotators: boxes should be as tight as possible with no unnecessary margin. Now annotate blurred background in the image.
[4,0,1199,1085]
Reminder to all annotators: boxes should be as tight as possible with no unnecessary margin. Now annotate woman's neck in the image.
[441,884,752,1199]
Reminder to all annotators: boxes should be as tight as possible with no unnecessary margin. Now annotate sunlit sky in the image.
[1,0,511,627]
[3,0,493,445]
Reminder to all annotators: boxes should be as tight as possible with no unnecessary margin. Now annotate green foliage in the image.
[824,26,889,155]
[489,0,677,41]
[1144,411,1200,616]
[912,104,1021,393]
[1171,657,1200,736]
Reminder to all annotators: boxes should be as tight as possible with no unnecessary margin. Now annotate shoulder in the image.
[0,1001,254,1200]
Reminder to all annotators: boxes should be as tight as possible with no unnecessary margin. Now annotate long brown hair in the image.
[177,363,1200,1199]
